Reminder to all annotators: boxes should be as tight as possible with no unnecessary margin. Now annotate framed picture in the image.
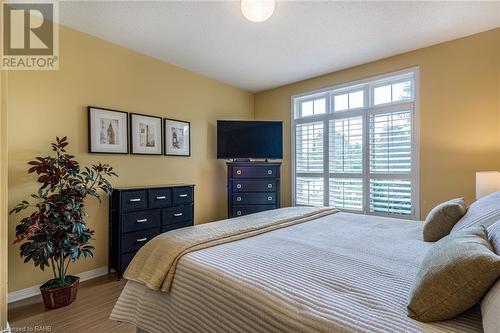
[88,106,128,154]
[164,118,190,156]
[130,113,163,155]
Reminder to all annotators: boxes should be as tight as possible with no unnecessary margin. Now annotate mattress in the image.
[111,210,483,333]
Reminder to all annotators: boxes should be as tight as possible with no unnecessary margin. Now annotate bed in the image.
[110,207,483,333]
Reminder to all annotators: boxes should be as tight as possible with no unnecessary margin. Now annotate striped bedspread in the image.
[124,207,338,292]
[111,208,483,333]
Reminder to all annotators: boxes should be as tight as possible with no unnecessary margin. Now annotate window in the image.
[334,90,364,111]
[292,69,418,219]
[298,97,327,117]
[373,80,412,105]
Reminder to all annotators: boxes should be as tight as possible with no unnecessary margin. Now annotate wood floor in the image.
[8,274,135,333]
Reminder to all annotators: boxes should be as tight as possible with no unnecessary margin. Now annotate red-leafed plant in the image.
[10,137,117,288]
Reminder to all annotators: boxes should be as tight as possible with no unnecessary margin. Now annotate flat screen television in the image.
[217,120,283,159]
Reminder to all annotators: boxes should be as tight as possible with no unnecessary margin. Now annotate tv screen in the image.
[217,120,283,159]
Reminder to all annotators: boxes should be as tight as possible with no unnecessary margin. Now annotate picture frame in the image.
[130,113,163,155]
[88,106,129,154]
[164,118,190,157]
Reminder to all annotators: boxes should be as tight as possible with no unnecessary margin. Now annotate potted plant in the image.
[10,137,117,309]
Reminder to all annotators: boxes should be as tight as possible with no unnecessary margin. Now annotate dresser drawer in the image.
[121,209,161,233]
[163,220,194,233]
[110,184,195,279]
[121,190,148,211]
[232,205,275,217]
[233,192,276,205]
[172,187,193,205]
[163,204,193,225]
[232,166,278,178]
[233,180,276,192]
[120,227,160,254]
[149,188,172,208]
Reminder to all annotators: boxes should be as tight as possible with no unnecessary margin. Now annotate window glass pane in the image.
[370,179,411,215]
[348,90,364,109]
[329,178,363,211]
[295,122,323,173]
[369,110,411,173]
[374,85,391,105]
[392,81,412,102]
[301,101,313,117]
[329,117,362,173]
[296,177,324,206]
[313,98,326,114]
[334,94,348,111]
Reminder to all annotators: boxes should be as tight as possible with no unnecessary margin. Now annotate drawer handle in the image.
[156,196,167,200]
[237,211,242,216]
[236,184,242,189]
[236,197,242,202]
[267,169,273,175]
[267,184,273,188]
[236,170,242,175]
[179,194,188,198]
[129,198,141,202]
[174,213,183,217]
[268,196,273,201]
[136,219,148,223]
[136,237,148,242]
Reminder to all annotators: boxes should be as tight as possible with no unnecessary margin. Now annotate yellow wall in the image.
[255,28,500,217]
[6,25,500,294]
[6,25,254,292]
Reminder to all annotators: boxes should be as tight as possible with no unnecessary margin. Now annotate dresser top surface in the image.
[113,183,195,191]
[226,162,282,166]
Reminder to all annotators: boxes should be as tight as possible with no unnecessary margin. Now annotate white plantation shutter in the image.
[369,109,413,216]
[369,110,412,173]
[293,69,418,219]
[296,177,324,206]
[295,122,323,173]
[329,117,363,173]
[295,121,324,207]
[370,179,412,215]
[329,178,363,210]
[328,116,363,210]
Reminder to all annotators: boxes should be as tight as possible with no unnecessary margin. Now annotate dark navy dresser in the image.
[227,162,281,218]
[109,184,194,278]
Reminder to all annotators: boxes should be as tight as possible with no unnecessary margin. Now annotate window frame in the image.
[291,67,420,220]
[296,93,329,119]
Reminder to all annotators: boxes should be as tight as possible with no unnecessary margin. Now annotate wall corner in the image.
[0,68,9,329]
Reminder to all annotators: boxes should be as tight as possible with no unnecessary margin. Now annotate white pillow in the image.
[488,221,500,254]
[482,279,500,333]
[451,191,500,232]
[482,221,500,333]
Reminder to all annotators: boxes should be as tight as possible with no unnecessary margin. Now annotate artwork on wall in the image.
[130,113,163,155]
[164,118,190,156]
[88,106,128,154]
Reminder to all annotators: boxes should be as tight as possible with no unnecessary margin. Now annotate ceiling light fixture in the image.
[241,0,275,23]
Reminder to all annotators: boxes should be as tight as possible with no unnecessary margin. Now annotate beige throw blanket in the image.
[124,207,338,291]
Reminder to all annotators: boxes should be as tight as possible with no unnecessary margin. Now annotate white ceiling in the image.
[59,1,500,92]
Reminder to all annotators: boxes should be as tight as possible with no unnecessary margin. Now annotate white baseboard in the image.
[8,266,109,303]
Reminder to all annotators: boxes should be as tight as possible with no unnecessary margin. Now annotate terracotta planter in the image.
[40,276,80,309]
